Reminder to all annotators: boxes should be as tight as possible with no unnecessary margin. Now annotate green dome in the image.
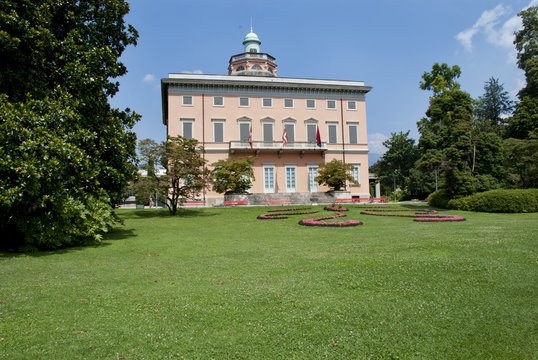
[242,29,261,53]
[243,31,261,44]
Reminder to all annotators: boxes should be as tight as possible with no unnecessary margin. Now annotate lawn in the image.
[1,205,536,359]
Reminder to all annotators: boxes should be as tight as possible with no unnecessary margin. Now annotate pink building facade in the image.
[161,31,372,203]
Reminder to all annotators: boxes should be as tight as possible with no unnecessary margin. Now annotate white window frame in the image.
[306,99,316,109]
[213,96,224,106]
[308,165,319,192]
[262,98,273,108]
[182,95,193,106]
[327,122,338,144]
[347,100,357,110]
[212,119,225,142]
[263,164,275,193]
[305,120,318,144]
[348,122,359,144]
[284,98,294,108]
[239,97,250,107]
[181,118,194,139]
[326,99,337,110]
[285,165,297,193]
[283,121,296,143]
[261,120,274,142]
[351,164,360,185]
[238,120,251,142]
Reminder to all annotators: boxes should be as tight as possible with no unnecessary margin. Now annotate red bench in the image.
[183,200,206,206]
[266,199,291,206]
[224,200,248,206]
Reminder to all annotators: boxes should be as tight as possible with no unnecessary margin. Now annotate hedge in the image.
[448,189,538,213]
[427,189,452,209]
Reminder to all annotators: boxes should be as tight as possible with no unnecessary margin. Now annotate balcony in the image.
[229,141,327,157]
[230,53,275,62]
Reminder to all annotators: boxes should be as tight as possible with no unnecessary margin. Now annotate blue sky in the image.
[110,0,536,163]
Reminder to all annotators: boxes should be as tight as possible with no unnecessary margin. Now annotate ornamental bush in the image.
[427,189,452,208]
[448,189,538,213]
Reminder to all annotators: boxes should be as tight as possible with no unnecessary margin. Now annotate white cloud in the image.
[180,69,204,74]
[143,74,156,83]
[368,133,388,155]
[457,1,538,62]
[456,4,510,52]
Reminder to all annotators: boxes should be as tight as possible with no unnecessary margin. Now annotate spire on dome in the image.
[243,23,261,53]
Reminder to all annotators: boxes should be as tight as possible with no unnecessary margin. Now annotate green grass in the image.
[1,205,537,359]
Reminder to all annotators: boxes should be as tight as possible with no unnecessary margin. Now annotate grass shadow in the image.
[119,208,219,220]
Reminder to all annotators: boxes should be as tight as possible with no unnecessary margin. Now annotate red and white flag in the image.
[282,128,288,146]
[249,125,253,149]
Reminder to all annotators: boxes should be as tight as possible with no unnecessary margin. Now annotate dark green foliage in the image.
[375,131,419,195]
[474,77,514,129]
[502,138,538,188]
[315,159,356,191]
[420,63,461,95]
[0,0,139,250]
[448,189,538,213]
[212,156,255,194]
[427,189,452,209]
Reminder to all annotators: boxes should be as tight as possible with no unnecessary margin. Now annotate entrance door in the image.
[264,166,275,193]
[286,166,296,193]
[308,165,318,192]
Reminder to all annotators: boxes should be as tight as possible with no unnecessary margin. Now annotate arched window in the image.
[252,64,262,70]
[236,66,245,71]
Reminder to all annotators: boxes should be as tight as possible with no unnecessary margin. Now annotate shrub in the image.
[448,189,538,213]
[427,189,452,208]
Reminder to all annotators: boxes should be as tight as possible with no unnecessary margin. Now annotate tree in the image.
[157,136,210,215]
[212,157,255,194]
[506,6,538,139]
[0,1,139,250]
[474,77,514,130]
[502,138,538,188]
[419,63,461,95]
[375,131,419,195]
[315,159,356,191]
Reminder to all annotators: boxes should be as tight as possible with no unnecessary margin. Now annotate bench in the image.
[266,199,291,206]
[182,200,206,206]
[224,200,248,206]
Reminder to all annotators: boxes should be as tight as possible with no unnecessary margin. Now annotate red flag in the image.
[316,126,322,147]
[282,128,288,146]
[249,125,253,149]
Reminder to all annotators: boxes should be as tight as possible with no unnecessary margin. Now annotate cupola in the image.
[228,28,277,77]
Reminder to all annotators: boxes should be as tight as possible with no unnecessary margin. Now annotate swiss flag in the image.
[249,125,253,149]
[282,128,288,146]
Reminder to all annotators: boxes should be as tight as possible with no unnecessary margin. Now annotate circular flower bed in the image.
[299,213,363,227]
[324,205,349,212]
[257,208,318,220]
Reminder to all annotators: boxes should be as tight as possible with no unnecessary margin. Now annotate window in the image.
[348,123,358,144]
[284,123,295,143]
[284,98,294,108]
[252,64,262,70]
[263,122,273,142]
[213,96,223,106]
[351,165,360,184]
[262,98,272,107]
[307,123,317,143]
[328,123,338,144]
[236,66,245,71]
[306,99,316,109]
[182,95,192,106]
[181,119,194,139]
[327,100,336,109]
[213,120,224,142]
[239,97,250,107]
[286,166,296,192]
[264,166,275,193]
[239,122,251,142]
[347,101,357,110]
[308,165,319,192]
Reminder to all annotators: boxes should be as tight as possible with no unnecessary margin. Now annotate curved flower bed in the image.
[268,208,311,212]
[299,213,363,227]
[359,208,465,222]
[257,208,318,220]
[324,205,349,212]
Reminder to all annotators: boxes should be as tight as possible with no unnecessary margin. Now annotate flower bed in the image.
[324,206,349,212]
[257,208,318,220]
[359,208,465,222]
[268,208,312,212]
[299,213,363,227]
[414,216,466,222]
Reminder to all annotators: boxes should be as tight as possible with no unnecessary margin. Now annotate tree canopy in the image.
[212,157,255,194]
[419,63,461,95]
[0,0,139,250]
[315,159,356,191]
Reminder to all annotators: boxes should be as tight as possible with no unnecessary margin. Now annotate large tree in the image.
[375,131,419,195]
[0,1,139,249]
[212,157,255,195]
[474,77,514,130]
[419,63,462,95]
[315,159,356,191]
[506,6,538,139]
